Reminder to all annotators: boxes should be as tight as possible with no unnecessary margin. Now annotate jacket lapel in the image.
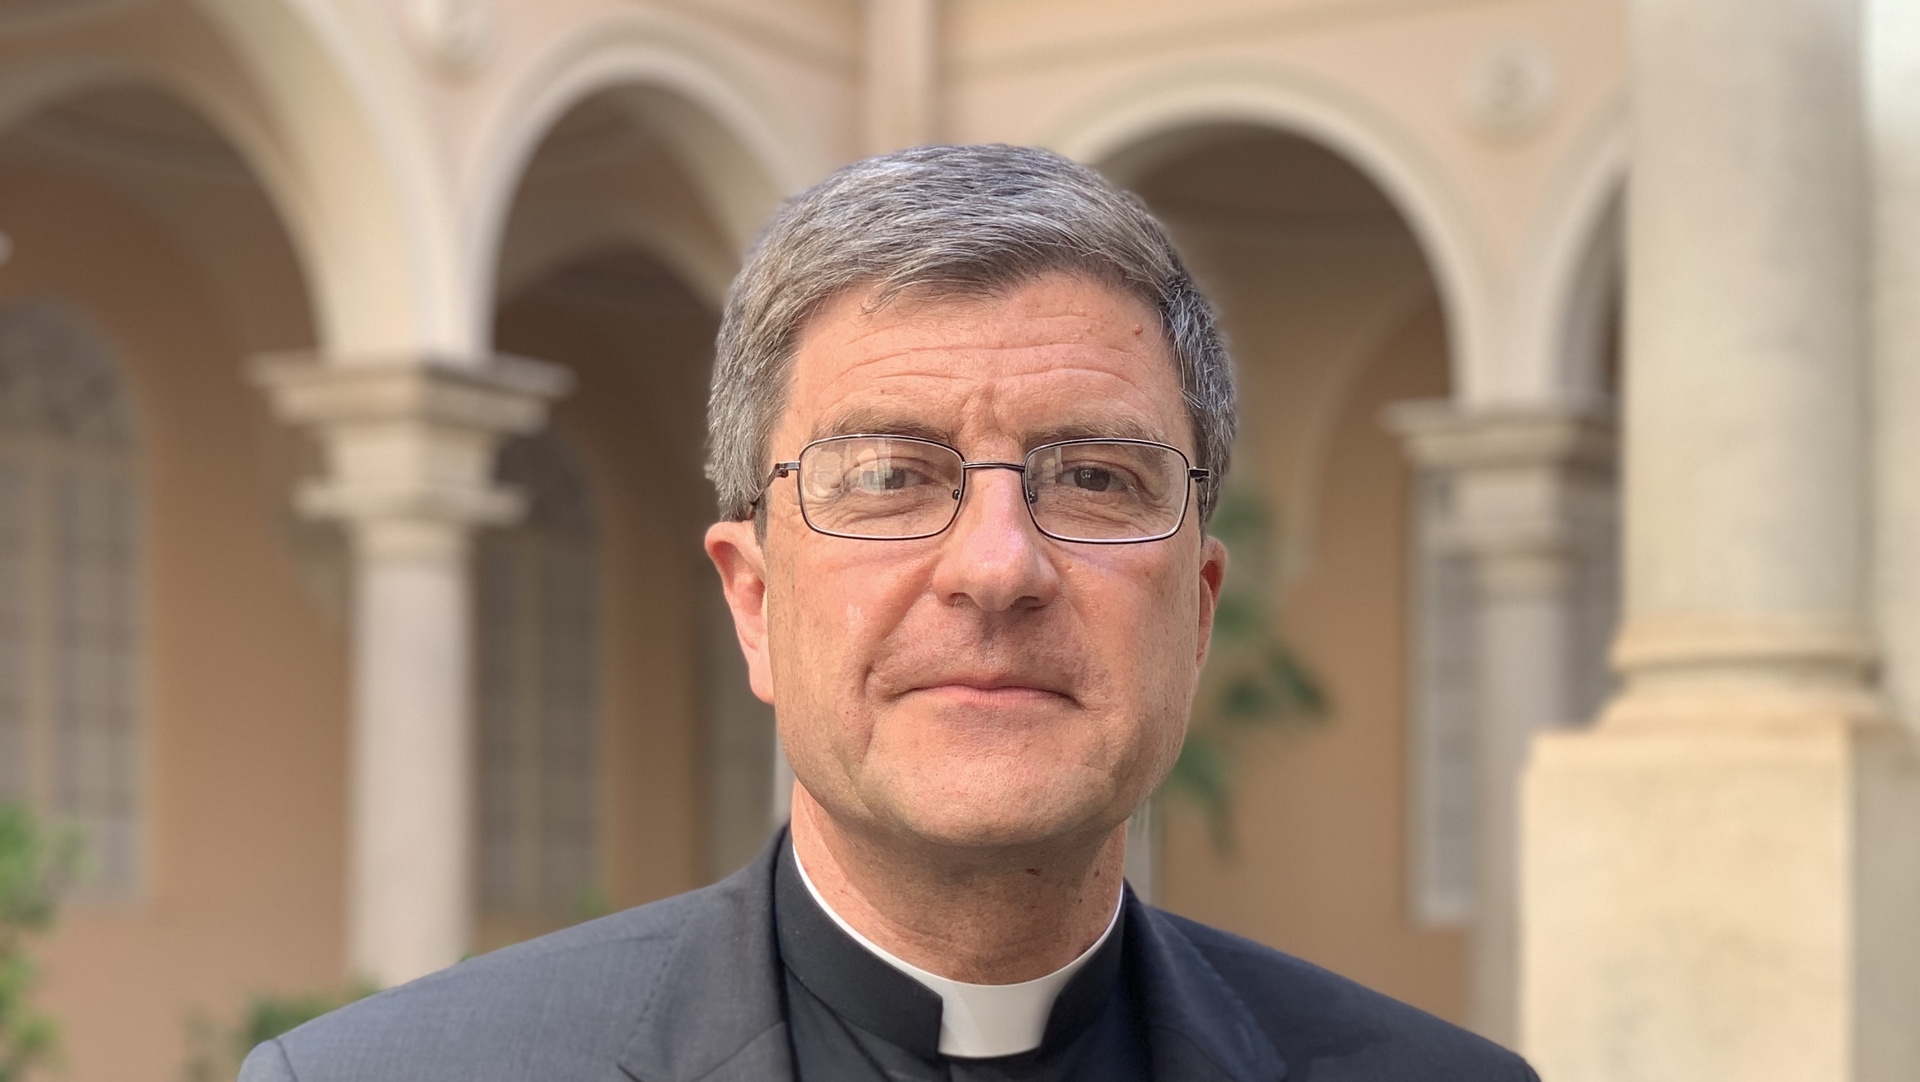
[617,838,795,1082]
[1128,893,1288,1082]
[614,841,1285,1082]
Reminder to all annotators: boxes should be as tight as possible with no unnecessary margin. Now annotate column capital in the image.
[251,353,573,560]
[1386,400,1616,595]
[1385,399,1615,475]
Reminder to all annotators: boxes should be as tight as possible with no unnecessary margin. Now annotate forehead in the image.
[780,273,1190,452]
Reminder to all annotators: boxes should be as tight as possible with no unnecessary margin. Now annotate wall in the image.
[485,249,720,947]
[1133,130,1466,1021]
[0,163,347,1079]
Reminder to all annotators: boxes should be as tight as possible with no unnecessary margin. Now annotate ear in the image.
[706,520,775,704]
[1195,533,1229,670]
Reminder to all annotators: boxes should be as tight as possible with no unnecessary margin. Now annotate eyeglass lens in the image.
[795,435,1190,541]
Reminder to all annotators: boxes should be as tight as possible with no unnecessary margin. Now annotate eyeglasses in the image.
[755,434,1211,544]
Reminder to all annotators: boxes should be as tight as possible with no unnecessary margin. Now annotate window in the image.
[0,300,141,893]
[1406,471,1479,927]
[476,431,599,916]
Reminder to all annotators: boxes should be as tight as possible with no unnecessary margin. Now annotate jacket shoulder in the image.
[257,887,714,1082]
[1158,911,1538,1081]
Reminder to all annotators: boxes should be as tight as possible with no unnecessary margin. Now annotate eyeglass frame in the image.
[752,433,1214,545]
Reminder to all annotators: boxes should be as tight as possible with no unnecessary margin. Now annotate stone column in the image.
[861,0,940,154]
[1521,0,1920,1077]
[1869,0,1920,739]
[254,355,571,988]
[1390,402,1616,1047]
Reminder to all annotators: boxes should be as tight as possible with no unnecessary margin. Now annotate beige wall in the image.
[1161,298,1460,1020]
[1132,130,1465,1021]
[0,166,347,1077]
[484,252,720,947]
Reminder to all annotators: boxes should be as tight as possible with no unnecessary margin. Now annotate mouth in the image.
[904,676,1076,706]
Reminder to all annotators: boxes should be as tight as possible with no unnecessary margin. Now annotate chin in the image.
[896,811,1089,852]
[880,768,1126,852]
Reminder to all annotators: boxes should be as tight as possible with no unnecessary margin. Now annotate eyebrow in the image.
[809,409,954,446]
[807,408,1168,450]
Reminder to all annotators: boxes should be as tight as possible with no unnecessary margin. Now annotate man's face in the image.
[707,272,1227,853]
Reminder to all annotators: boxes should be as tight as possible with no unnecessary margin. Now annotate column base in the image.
[1521,701,1920,1081]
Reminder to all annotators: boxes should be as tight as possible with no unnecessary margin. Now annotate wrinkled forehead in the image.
[777,273,1191,456]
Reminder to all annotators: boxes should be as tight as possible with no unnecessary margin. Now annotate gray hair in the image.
[706,143,1235,527]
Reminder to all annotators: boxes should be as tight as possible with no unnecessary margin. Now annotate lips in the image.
[904,674,1076,702]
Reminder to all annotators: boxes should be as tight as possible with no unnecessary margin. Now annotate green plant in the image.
[0,805,72,1082]
[183,981,379,1082]
[183,885,613,1079]
[1162,489,1328,850]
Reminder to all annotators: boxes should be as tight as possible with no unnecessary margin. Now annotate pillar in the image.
[254,354,571,988]
[861,0,940,154]
[1390,402,1616,1046]
[1869,0,1920,739]
[1520,0,1920,1077]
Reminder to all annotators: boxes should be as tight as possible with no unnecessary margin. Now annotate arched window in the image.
[476,431,598,916]
[0,300,141,893]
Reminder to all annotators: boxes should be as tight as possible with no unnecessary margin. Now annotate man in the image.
[242,144,1537,1081]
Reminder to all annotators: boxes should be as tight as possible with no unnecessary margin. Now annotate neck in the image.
[788,786,1127,985]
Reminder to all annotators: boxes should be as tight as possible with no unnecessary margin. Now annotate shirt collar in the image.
[778,839,1125,1059]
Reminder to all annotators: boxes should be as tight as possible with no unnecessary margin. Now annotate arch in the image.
[464,9,824,348]
[184,0,472,357]
[0,0,469,358]
[1505,93,1628,405]
[1045,62,1498,403]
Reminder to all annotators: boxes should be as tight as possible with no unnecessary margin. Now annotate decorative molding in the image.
[1459,39,1560,143]
[251,354,573,561]
[1387,401,1616,595]
[406,0,494,79]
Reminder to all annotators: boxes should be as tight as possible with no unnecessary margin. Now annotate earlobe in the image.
[705,520,776,704]
[1196,534,1229,668]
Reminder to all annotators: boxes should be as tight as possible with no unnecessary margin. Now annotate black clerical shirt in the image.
[773,842,1152,1082]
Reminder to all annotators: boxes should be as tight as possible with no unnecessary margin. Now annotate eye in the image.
[853,464,922,491]
[842,454,947,494]
[1068,466,1118,492]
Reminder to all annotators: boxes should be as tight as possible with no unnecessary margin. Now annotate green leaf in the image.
[1265,647,1329,715]
[0,804,64,1082]
[1181,488,1330,855]
[1219,675,1276,720]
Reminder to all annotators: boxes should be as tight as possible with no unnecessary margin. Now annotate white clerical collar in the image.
[791,847,1124,1058]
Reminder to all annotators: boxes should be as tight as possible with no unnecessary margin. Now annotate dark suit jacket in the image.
[240,838,1538,1081]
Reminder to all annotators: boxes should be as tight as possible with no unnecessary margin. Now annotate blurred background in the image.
[0,1,1915,1080]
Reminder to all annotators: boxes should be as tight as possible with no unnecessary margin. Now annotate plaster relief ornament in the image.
[1459,39,1559,143]
[407,0,493,78]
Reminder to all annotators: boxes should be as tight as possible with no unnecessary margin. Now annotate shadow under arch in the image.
[1045,64,1496,405]
[490,237,755,915]
[466,10,826,351]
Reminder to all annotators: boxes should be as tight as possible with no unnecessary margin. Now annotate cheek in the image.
[768,550,928,712]
[1070,556,1202,692]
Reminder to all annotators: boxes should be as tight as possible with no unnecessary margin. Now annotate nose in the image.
[929,466,1060,613]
